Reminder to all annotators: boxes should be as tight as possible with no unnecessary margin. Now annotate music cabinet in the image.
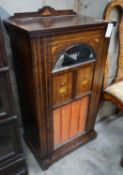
[0,19,27,174]
[5,6,111,169]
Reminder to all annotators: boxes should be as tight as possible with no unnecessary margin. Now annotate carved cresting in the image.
[10,6,76,19]
[103,0,123,86]
[39,6,76,16]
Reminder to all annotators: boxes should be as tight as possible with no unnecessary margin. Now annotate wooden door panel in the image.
[70,101,80,138]
[53,109,61,146]
[79,97,89,132]
[53,72,73,106]
[60,105,71,143]
[76,64,94,97]
[53,96,89,148]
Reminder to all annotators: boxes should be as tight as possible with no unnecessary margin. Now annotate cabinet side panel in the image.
[8,28,40,152]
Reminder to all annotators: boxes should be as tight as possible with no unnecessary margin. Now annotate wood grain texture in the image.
[4,7,108,38]
[70,100,80,138]
[86,34,110,131]
[53,109,61,146]
[53,72,73,106]
[76,64,94,97]
[60,104,71,144]
[79,96,89,132]
[53,96,89,148]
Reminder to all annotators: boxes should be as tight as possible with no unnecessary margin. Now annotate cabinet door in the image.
[0,116,22,164]
[52,43,96,148]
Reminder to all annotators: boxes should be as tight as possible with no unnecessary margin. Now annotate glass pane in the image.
[53,44,95,72]
[0,124,14,160]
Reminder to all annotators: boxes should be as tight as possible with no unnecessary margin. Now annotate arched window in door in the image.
[53,43,96,72]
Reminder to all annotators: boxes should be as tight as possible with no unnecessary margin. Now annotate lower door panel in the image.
[53,96,89,148]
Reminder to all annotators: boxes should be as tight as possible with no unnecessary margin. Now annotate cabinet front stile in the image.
[31,38,53,159]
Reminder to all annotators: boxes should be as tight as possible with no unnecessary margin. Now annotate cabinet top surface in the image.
[5,6,108,36]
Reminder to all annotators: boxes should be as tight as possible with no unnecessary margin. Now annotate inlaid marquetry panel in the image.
[51,30,101,67]
[53,72,73,106]
[53,96,89,148]
[76,64,94,97]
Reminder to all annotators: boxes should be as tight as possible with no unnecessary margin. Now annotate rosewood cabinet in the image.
[0,19,27,175]
[5,6,111,169]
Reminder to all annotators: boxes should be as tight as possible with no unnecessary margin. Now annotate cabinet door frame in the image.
[0,115,22,166]
[43,29,105,154]
[37,29,109,165]
[51,48,96,148]
[0,73,15,116]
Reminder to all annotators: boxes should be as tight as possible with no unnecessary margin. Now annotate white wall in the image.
[79,0,109,18]
[0,0,110,19]
[0,0,79,17]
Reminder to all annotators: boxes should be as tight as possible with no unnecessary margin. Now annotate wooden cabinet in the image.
[5,6,111,170]
[0,19,27,175]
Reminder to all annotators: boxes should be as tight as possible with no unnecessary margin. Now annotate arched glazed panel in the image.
[52,43,96,72]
